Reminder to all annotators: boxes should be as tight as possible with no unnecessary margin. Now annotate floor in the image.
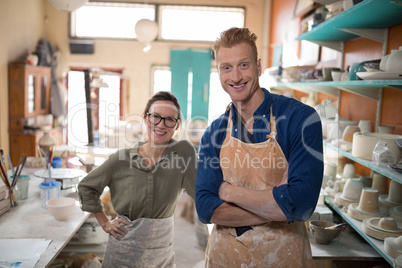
[173,192,206,268]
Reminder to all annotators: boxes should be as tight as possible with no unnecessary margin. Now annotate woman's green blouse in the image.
[78,139,198,220]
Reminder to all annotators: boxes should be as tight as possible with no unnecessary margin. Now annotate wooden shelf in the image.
[325,196,395,266]
[324,141,402,184]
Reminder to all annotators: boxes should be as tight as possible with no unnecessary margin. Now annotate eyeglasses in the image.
[146,112,179,128]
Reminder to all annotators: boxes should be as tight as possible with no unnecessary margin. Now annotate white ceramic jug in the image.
[386,47,402,72]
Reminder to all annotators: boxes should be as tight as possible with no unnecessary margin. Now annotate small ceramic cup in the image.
[324,162,337,177]
[378,126,395,134]
[358,120,372,133]
[342,178,364,200]
[342,163,355,179]
[358,188,380,211]
[372,172,389,195]
[342,125,360,142]
[387,180,402,204]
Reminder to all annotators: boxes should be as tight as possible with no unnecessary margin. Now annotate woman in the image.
[78,91,197,267]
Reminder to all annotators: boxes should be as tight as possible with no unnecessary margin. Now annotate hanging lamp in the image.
[48,0,88,12]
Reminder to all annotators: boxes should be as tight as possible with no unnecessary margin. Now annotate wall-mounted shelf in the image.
[324,141,402,184]
[271,80,402,100]
[325,196,395,266]
[296,0,402,45]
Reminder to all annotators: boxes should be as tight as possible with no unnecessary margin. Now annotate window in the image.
[67,70,122,148]
[159,5,244,41]
[71,2,244,42]
[152,66,231,123]
[71,2,155,39]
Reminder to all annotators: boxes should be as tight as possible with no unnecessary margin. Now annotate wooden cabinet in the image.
[8,63,63,164]
[8,63,51,131]
[9,128,63,164]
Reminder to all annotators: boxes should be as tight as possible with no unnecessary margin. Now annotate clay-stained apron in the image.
[102,215,175,268]
[205,106,312,268]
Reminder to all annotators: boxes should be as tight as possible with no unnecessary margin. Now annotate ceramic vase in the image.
[358,120,372,133]
[372,172,389,195]
[386,47,402,73]
[358,188,380,211]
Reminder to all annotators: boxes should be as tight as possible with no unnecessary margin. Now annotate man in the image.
[195,27,323,267]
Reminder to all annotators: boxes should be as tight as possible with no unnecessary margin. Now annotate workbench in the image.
[0,168,89,267]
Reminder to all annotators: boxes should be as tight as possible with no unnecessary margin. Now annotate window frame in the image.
[69,2,245,42]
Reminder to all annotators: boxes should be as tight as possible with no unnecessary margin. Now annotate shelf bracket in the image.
[335,28,387,43]
[306,41,342,51]
[335,86,380,100]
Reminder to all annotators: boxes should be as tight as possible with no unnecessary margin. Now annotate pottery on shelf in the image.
[395,255,402,268]
[342,125,360,142]
[390,206,402,227]
[384,235,402,258]
[372,172,389,195]
[351,132,402,162]
[325,179,345,198]
[342,163,355,179]
[335,178,364,207]
[324,162,337,178]
[358,120,372,133]
[379,180,402,210]
[386,47,402,73]
[347,188,388,221]
[378,126,395,134]
[362,217,402,240]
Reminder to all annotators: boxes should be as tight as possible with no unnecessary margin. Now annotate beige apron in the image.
[102,215,174,268]
[205,106,312,268]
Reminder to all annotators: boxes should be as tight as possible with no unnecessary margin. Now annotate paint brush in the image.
[7,155,15,178]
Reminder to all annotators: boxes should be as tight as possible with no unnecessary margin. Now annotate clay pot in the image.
[342,178,364,200]
[378,126,395,134]
[324,162,337,177]
[342,163,355,179]
[379,180,402,210]
[352,132,402,162]
[358,120,372,133]
[358,188,380,211]
[342,125,360,142]
[362,217,402,240]
[372,173,389,195]
[384,235,402,258]
[309,220,341,244]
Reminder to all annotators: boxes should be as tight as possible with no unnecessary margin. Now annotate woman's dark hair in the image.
[143,91,181,120]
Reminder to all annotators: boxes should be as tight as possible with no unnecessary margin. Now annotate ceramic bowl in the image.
[331,71,343,81]
[309,220,341,244]
[46,197,76,221]
[352,132,402,162]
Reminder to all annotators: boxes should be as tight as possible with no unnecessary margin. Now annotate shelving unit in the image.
[325,196,395,266]
[296,0,402,53]
[324,141,402,184]
[272,80,402,100]
[285,1,402,265]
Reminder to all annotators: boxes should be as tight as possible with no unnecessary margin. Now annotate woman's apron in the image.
[102,215,175,268]
[205,106,312,268]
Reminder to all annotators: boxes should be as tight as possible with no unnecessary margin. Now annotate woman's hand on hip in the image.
[103,217,131,240]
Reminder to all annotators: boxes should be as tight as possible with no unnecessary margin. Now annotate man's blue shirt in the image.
[195,88,324,224]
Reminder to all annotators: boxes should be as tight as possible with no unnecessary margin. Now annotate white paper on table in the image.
[0,239,51,268]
